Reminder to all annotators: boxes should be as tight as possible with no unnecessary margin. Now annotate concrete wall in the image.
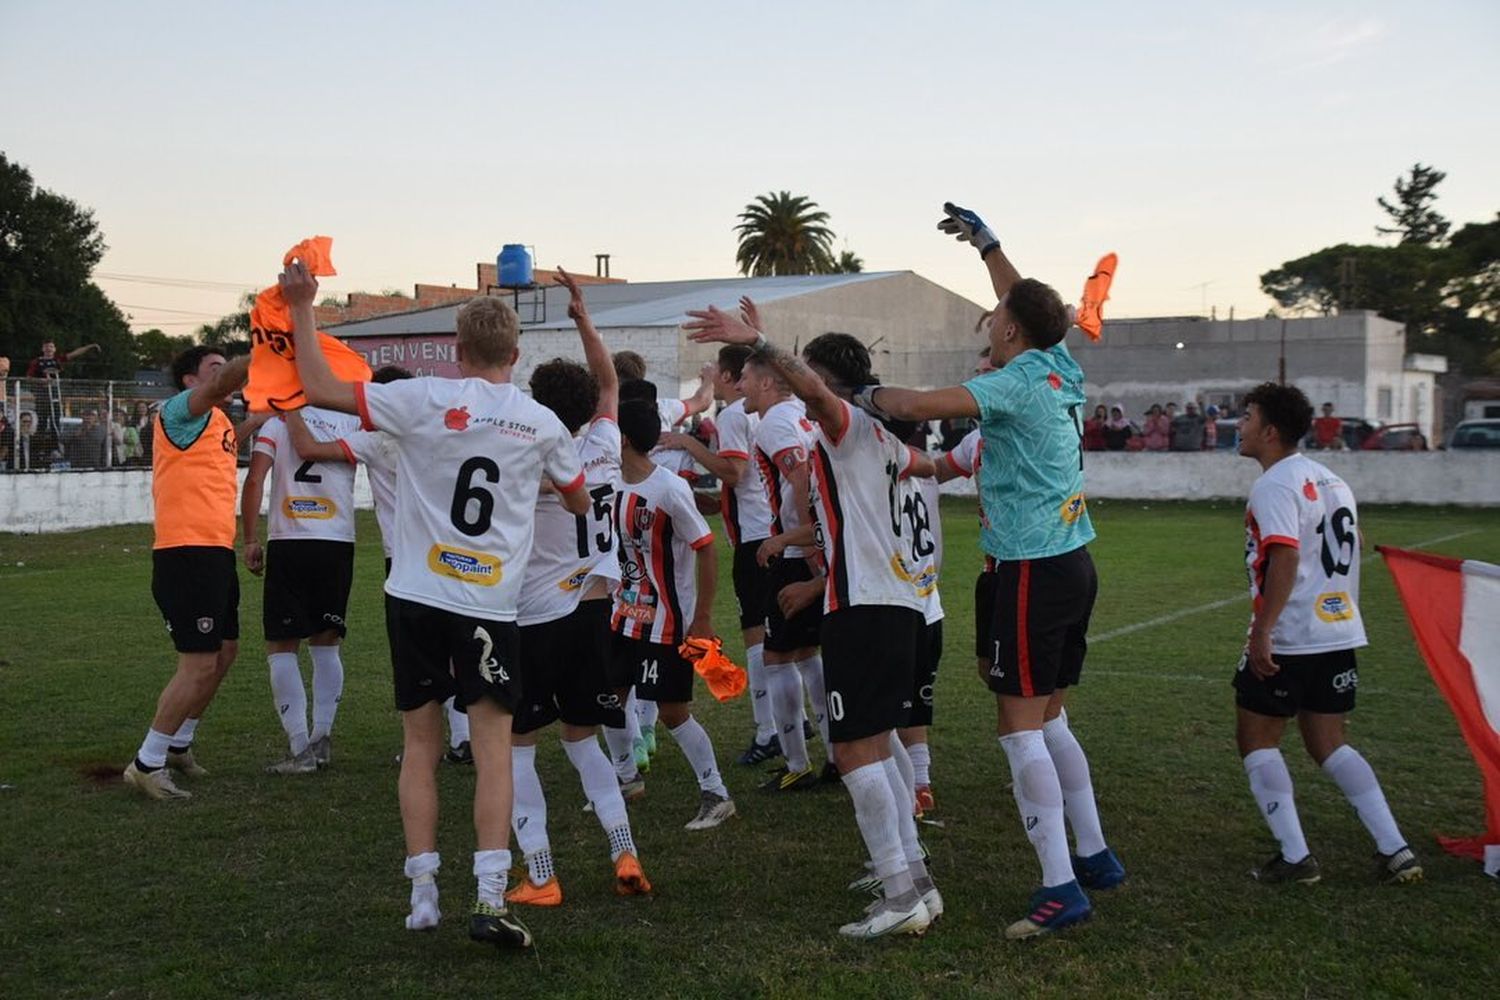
[938,450,1500,506]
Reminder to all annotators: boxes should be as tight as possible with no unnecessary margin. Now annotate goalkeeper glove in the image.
[937,202,1000,258]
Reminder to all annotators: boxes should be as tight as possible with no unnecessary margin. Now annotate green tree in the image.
[134,327,194,369]
[833,249,864,274]
[1376,163,1450,245]
[195,290,256,355]
[0,151,135,377]
[734,191,836,276]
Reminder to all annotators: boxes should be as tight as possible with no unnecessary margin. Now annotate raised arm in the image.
[557,266,617,420]
[684,302,847,438]
[186,355,251,418]
[280,261,359,414]
[285,409,353,463]
[937,201,1022,302]
[681,362,716,418]
[853,384,978,423]
[65,343,101,362]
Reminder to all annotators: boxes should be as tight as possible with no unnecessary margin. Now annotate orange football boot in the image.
[614,852,653,896]
[505,877,563,907]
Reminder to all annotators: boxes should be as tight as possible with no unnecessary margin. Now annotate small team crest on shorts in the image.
[1314,591,1355,622]
[427,544,502,586]
[196,616,215,633]
[1059,492,1087,524]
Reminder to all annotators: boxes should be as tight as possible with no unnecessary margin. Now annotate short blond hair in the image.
[456,297,520,368]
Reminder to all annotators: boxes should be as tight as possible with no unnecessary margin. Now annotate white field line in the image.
[1090,527,1483,644]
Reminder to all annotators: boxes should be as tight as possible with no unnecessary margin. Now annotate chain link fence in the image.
[1,377,178,472]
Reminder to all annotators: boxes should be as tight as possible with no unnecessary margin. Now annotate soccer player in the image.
[241,404,362,773]
[506,268,652,905]
[610,399,736,831]
[1233,381,1422,885]
[685,310,942,938]
[901,425,944,818]
[743,348,833,790]
[851,202,1123,939]
[282,261,588,950]
[281,371,474,764]
[123,347,253,800]
[659,343,781,766]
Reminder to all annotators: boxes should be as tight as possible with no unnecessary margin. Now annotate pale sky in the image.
[3,1,1496,333]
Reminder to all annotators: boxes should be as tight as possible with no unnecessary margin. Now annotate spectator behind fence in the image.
[9,411,58,470]
[67,409,109,468]
[0,409,9,468]
[131,400,156,465]
[1204,405,1220,449]
[1083,403,1107,451]
[112,408,142,465]
[0,355,10,379]
[1103,405,1134,451]
[27,340,100,378]
[1311,402,1342,449]
[1170,401,1206,452]
[1142,403,1170,451]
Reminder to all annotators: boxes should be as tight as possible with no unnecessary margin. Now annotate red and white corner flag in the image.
[1379,546,1500,877]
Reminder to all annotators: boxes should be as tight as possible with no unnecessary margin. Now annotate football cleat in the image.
[445,740,474,766]
[919,885,945,922]
[819,761,842,784]
[310,735,333,769]
[583,775,644,813]
[165,748,208,778]
[759,766,819,793]
[839,897,931,939]
[1004,881,1093,940]
[1375,846,1423,884]
[613,852,652,896]
[643,725,658,756]
[468,899,533,949]
[632,737,651,774]
[914,785,935,817]
[737,733,782,766]
[124,761,191,800]
[265,745,319,775]
[848,862,883,896]
[1072,847,1126,890]
[505,877,562,907]
[1250,852,1322,885]
[685,791,736,831]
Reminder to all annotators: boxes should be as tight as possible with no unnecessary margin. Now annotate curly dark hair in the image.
[1006,278,1071,349]
[618,399,661,453]
[530,358,599,433]
[169,345,225,390]
[1243,381,1313,447]
[802,333,872,387]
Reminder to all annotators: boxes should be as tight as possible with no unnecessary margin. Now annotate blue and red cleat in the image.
[1004,880,1093,940]
[1072,848,1126,890]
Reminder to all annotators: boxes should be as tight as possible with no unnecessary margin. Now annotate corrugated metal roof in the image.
[330,271,898,337]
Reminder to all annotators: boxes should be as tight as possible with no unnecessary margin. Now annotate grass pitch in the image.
[2,499,1498,999]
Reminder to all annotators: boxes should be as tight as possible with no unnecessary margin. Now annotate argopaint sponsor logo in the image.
[559,566,590,592]
[1060,492,1087,525]
[285,496,337,519]
[1314,591,1355,622]
[427,544,502,586]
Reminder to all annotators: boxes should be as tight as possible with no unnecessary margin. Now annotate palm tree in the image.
[833,249,864,274]
[734,191,837,276]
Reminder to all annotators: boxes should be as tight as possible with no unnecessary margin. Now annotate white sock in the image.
[1043,710,1107,857]
[472,849,511,908]
[882,755,926,878]
[907,740,931,787]
[268,652,309,754]
[1322,745,1407,855]
[136,727,173,769]
[404,851,441,930]
[637,698,659,733]
[843,762,915,903]
[1243,748,1311,863]
[563,737,631,840]
[624,690,643,745]
[603,725,638,782]
[746,643,776,742]
[766,663,809,771]
[796,653,833,763]
[888,731,916,806]
[668,716,728,798]
[309,644,344,742]
[1000,730,1075,888]
[445,697,469,747]
[511,745,551,881]
[169,717,199,750]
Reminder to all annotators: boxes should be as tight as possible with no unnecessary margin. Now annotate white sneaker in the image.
[266,746,319,775]
[684,791,736,831]
[123,761,192,800]
[839,897,931,939]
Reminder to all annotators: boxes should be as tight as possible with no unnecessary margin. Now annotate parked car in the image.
[1447,419,1500,450]
[1360,423,1427,451]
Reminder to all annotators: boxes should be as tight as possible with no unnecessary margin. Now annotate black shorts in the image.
[821,605,923,743]
[152,546,240,654]
[1234,647,1360,718]
[764,557,822,654]
[610,633,694,704]
[732,541,773,631]
[386,596,522,713]
[983,547,1098,698]
[513,600,625,734]
[263,539,354,641]
[974,568,998,659]
[907,618,943,728]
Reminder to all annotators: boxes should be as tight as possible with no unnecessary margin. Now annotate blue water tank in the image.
[497,244,533,288]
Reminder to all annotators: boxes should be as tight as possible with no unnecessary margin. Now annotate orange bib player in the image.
[124,346,258,801]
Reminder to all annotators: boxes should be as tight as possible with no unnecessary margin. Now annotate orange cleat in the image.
[505,876,563,907]
[914,785,936,818]
[614,852,653,896]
